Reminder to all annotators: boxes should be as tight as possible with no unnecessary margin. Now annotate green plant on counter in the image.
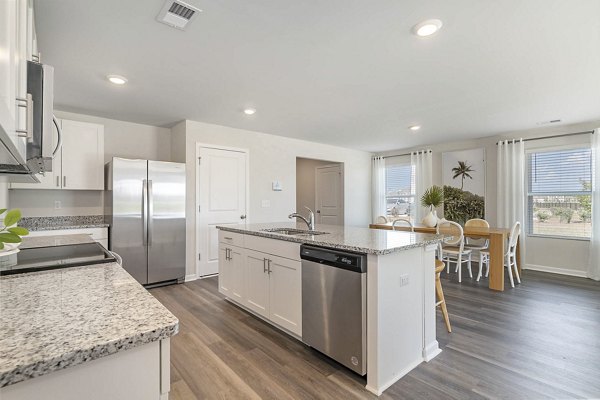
[0,209,29,249]
[421,185,444,210]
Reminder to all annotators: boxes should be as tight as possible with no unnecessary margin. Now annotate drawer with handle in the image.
[218,230,244,247]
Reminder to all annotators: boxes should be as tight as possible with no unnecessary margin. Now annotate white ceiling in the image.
[34,0,600,152]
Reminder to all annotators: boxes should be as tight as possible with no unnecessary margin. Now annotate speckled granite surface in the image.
[20,215,109,231]
[0,263,179,388]
[217,222,443,255]
[20,234,96,249]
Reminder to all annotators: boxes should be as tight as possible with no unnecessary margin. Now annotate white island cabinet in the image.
[218,231,302,337]
[217,223,442,396]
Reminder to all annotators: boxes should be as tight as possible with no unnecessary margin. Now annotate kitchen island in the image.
[216,222,443,395]
[0,235,178,400]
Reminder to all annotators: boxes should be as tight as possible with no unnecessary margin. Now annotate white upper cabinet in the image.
[10,119,104,190]
[60,119,104,190]
[0,0,35,161]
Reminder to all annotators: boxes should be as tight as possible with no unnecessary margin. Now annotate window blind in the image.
[527,147,592,239]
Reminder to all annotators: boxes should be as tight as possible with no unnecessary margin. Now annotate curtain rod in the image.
[496,130,594,145]
[378,149,432,159]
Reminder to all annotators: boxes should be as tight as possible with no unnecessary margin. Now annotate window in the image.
[385,158,415,221]
[527,147,592,239]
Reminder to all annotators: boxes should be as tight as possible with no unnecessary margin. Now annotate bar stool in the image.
[435,259,451,333]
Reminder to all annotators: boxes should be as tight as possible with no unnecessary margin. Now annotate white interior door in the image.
[197,145,248,277]
[315,164,344,225]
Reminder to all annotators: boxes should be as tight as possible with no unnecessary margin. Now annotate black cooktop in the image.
[0,243,116,276]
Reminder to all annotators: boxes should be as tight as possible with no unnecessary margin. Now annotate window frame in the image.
[525,144,592,241]
[384,156,416,222]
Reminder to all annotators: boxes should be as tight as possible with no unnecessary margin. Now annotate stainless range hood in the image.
[0,61,61,182]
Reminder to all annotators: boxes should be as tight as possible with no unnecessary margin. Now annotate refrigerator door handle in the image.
[148,179,154,246]
[142,179,148,246]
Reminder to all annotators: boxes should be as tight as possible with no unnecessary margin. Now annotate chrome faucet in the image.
[288,207,315,231]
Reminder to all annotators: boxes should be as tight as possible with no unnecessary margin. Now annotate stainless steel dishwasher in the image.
[301,244,367,375]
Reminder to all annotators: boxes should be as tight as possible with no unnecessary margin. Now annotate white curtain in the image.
[411,150,433,223]
[588,129,600,281]
[497,139,525,228]
[372,156,386,222]
[497,139,526,266]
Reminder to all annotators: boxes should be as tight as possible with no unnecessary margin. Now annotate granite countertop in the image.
[217,222,443,255]
[20,216,109,232]
[0,263,179,388]
[20,234,96,249]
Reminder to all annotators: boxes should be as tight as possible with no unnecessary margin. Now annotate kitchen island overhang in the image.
[216,222,443,396]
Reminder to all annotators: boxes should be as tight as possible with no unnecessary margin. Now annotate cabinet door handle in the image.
[56,176,60,187]
[15,95,33,141]
[226,248,231,261]
[263,258,267,273]
[268,259,272,274]
[63,176,66,187]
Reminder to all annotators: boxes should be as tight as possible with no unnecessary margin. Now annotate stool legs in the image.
[435,271,452,333]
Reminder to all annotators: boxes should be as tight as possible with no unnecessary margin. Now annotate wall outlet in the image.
[261,200,271,208]
[400,274,409,287]
[54,201,61,209]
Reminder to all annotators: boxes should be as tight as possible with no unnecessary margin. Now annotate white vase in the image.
[422,209,438,228]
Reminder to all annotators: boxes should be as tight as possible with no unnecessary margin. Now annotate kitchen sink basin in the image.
[262,228,329,236]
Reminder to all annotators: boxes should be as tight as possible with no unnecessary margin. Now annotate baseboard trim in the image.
[524,264,587,278]
[184,274,198,282]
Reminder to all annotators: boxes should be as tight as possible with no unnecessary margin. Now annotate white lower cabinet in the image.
[218,244,244,303]
[267,254,302,335]
[244,249,270,318]
[218,232,302,337]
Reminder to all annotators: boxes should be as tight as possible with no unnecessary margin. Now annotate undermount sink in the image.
[262,228,329,236]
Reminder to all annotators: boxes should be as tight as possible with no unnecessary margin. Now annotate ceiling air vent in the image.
[157,0,202,30]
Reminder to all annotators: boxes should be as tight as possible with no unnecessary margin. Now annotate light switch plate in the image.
[54,201,61,209]
[400,274,409,287]
[272,181,282,191]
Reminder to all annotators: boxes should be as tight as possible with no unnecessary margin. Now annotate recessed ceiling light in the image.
[107,75,128,85]
[412,19,443,37]
[244,108,256,115]
[409,125,421,131]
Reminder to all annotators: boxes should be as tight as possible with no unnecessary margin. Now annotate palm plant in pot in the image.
[421,186,444,227]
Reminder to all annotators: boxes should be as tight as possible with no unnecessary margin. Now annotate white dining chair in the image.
[464,218,490,268]
[437,221,473,283]
[392,218,414,232]
[375,215,389,224]
[479,221,521,287]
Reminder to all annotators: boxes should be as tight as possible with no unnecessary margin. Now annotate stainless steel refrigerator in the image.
[105,158,186,286]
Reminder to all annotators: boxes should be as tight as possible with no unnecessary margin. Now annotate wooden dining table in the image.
[369,222,521,291]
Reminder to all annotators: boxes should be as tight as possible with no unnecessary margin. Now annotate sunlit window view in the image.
[385,162,416,222]
[528,148,592,238]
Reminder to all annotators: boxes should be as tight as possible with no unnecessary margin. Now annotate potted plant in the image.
[0,209,29,254]
[421,186,444,227]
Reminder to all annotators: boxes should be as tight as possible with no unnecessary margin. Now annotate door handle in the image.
[56,176,60,187]
[147,180,154,246]
[263,258,267,273]
[240,215,247,220]
[316,210,321,214]
[142,179,148,246]
[267,259,272,274]
[63,176,66,187]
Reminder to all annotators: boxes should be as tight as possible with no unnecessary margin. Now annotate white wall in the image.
[9,111,172,217]
[172,120,372,276]
[378,120,600,276]
[296,158,341,214]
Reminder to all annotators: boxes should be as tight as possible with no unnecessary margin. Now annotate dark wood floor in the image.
[150,268,600,399]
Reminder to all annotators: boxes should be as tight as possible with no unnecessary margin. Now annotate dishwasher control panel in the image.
[300,245,366,273]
